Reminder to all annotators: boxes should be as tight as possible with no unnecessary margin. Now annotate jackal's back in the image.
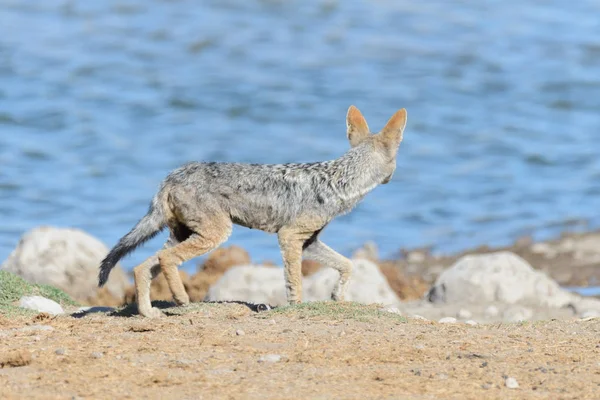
[163,147,384,232]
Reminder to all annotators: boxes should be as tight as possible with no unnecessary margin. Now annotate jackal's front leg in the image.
[277,229,306,304]
[303,240,353,301]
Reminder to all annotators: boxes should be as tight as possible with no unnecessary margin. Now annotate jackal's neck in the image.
[328,145,386,203]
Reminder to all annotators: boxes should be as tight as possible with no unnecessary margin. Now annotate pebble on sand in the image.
[258,354,282,363]
[19,296,64,316]
[438,317,457,324]
[505,377,519,389]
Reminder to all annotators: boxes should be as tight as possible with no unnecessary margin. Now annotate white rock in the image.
[383,307,401,315]
[505,377,519,389]
[236,329,245,336]
[427,252,575,308]
[438,317,457,324]
[580,310,600,319]
[484,305,499,318]
[303,259,400,305]
[207,259,401,307]
[411,315,428,321]
[571,297,600,315]
[1,226,129,304]
[352,241,378,261]
[465,320,478,326]
[19,296,64,315]
[503,305,533,322]
[457,308,472,319]
[205,265,287,305]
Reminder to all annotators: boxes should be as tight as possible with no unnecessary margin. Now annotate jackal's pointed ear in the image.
[381,108,407,150]
[346,105,371,147]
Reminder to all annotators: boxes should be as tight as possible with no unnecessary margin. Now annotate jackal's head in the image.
[346,105,407,184]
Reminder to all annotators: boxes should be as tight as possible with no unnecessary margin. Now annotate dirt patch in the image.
[0,350,32,368]
[0,302,598,399]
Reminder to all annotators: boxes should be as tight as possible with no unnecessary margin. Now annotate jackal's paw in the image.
[141,307,163,319]
[174,294,190,306]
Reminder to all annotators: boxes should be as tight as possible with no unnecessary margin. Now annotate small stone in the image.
[437,373,448,380]
[19,296,64,316]
[438,317,457,324]
[91,352,103,359]
[465,320,478,326]
[484,305,499,318]
[235,329,245,336]
[55,348,65,355]
[411,315,428,321]
[505,377,519,389]
[457,309,472,319]
[338,331,346,337]
[383,307,401,315]
[269,319,276,325]
[258,354,281,363]
[481,383,492,390]
[414,344,425,350]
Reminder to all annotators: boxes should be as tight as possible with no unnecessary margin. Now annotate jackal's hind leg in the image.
[158,222,231,306]
[303,240,353,301]
[133,236,179,318]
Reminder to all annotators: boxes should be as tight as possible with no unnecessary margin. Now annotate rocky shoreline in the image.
[1,226,599,323]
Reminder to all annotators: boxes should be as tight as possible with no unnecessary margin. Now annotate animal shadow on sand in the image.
[70,300,275,318]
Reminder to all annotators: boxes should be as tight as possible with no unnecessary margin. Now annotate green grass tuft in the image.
[267,301,408,323]
[0,270,79,316]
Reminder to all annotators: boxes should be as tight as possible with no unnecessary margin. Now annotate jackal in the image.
[99,106,407,318]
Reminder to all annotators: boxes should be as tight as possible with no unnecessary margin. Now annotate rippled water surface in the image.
[1,1,599,271]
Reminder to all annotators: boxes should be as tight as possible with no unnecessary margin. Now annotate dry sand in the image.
[1,302,599,400]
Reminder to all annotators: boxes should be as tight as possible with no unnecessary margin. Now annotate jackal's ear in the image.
[346,105,370,147]
[381,108,407,150]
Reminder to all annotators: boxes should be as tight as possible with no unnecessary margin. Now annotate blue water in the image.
[1,1,599,273]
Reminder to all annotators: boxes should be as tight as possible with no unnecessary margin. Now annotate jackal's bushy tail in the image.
[98,197,166,287]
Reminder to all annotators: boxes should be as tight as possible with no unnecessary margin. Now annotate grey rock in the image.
[55,348,66,355]
[235,329,245,336]
[91,352,103,359]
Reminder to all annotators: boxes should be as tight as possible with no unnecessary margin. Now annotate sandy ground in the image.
[1,302,599,400]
